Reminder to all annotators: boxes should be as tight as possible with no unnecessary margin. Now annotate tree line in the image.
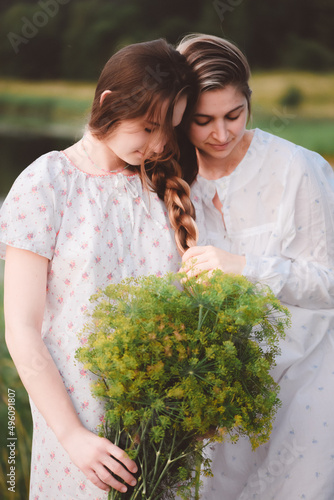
[1,0,333,81]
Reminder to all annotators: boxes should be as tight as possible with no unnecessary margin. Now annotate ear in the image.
[100,90,112,106]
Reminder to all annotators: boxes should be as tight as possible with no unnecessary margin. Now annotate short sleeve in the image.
[0,153,61,260]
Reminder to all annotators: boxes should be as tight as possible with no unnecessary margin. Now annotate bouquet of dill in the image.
[76,270,290,499]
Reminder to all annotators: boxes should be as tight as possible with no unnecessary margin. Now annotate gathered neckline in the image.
[59,150,139,180]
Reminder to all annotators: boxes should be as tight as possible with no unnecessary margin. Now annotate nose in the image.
[152,139,166,155]
[211,120,228,143]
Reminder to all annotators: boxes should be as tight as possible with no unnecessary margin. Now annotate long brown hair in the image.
[176,34,252,185]
[88,39,198,254]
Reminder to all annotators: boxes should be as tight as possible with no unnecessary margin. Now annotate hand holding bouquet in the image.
[76,270,290,499]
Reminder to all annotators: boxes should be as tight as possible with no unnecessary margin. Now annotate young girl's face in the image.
[104,95,187,166]
[188,85,248,163]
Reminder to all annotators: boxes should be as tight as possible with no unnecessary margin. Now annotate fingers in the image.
[65,428,138,494]
[91,461,134,493]
[106,440,138,474]
[103,453,137,487]
[85,469,112,492]
[181,246,220,277]
[181,247,211,275]
[183,261,212,278]
[84,449,137,494]
[182,245,210,263]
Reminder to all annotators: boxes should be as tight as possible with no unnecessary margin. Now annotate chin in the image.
[205,149,230,160]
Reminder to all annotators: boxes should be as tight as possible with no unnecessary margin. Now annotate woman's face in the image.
[104,95,187,166]
[188,85,248,164]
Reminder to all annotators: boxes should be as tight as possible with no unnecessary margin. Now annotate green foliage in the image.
[250,114,334,157]
[279,86,304,108]
[0,0,333,80]
[76,270,290,499]
[279,34,334,72]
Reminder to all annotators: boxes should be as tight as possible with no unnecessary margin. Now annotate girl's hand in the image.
[182,245,246,277]
[61,425,138,493]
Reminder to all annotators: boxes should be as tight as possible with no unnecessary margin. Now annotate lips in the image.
[207,141,231,151]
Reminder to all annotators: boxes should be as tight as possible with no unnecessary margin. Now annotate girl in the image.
[178,34,334,500]
[0,39,198,498]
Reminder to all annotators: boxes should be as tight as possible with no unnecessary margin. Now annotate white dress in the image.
[0,150,181,500]
[192,129,334,499]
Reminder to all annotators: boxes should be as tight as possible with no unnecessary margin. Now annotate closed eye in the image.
[226,113,242,121]
[193,118,211,126]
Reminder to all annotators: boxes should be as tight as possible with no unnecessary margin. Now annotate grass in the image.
[250,113,334,158]
[249,71,334,160]
[250,71,334,119]
[0,72,334,159]
[0,79,93,139]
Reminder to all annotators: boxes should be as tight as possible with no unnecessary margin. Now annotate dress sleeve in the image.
[243,148,334,309]
[0,154,60,260]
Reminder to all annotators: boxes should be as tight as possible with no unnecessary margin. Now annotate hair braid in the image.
[150,159,198,255]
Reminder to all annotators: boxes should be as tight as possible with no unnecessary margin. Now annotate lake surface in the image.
[0,133,72,198]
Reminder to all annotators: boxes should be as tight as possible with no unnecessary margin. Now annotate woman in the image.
[0,39,198,498]
[178,34,334,499]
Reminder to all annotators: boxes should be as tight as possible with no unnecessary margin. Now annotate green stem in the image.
[152,437,164,481]
[147,429,177,500]
[135,419,151,498]
[194,442,203,500]
[197,304,211,331]
[198,304,203,330]
[146,429,195,499]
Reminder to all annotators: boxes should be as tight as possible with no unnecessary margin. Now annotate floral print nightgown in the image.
[0,150,181,499]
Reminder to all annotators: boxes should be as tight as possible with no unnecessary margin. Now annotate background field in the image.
[0,70,333,158]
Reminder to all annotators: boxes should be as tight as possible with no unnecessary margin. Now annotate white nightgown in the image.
[0,150,181,500]
[192,128,334,499]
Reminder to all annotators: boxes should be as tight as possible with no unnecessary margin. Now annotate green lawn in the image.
[0,72,333,159]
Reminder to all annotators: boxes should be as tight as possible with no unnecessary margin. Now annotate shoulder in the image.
[0,151,70,260]
[8,151,72,198]
[255,128,333,184]
[12,150,67,183]
[254,128,299,159]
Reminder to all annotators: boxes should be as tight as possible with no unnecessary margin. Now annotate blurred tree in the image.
[0,0,333,79]
[0,2,67,78]
[60,0,142,79]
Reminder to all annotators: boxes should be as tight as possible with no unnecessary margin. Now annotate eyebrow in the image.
[146,120,160,127]
[194,104,245,118]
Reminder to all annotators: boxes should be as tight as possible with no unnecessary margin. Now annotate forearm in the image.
[6,325,82,444]
[243,254,334,308]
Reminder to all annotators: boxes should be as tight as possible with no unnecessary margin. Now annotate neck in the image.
[197,129,254,180]
[198,152,237,179]
[83,130,126,172]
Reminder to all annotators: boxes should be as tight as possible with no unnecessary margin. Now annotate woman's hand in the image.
[182,245,246,277]
[61,425,138,493]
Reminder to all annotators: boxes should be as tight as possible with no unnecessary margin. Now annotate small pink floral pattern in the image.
[0,150,181,498]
